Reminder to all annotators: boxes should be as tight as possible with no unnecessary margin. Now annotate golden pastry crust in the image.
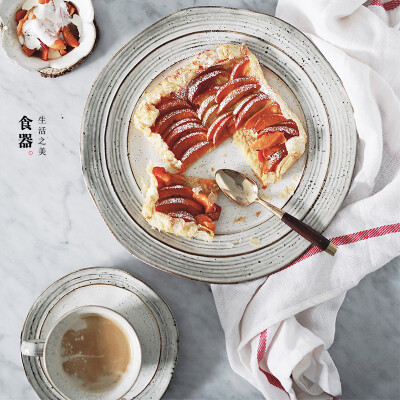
[142,162,219,241]
[133,43,307,186]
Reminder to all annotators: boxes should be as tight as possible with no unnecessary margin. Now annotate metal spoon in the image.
[215,169,337,256]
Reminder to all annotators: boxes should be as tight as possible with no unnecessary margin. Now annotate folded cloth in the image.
[211,1,400,398]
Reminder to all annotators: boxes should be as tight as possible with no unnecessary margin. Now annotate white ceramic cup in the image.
[21,306,142,400]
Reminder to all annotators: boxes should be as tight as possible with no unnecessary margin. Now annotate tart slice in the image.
[142,164,221,241]
[133,43,307,187]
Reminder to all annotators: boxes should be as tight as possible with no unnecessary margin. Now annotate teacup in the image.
[21,305,142,400]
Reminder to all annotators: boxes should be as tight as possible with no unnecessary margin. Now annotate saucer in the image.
[21,267,179,400]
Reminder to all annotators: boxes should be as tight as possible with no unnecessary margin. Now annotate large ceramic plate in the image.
[81,7,356,284]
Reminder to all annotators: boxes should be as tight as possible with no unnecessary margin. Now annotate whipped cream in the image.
[20,0,81,50]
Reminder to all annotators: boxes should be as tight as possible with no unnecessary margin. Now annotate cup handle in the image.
[21,339,45,357]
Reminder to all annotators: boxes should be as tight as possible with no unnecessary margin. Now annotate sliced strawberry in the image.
[197,93,216,121]
[251,131,286,151]
[180,141,212,172]
[235,94,272,128]
[154,108,198,135]
[167,211,196,222]
[230,57,250,79]
[162,118,199,139]
[254,114,286,131]
[157,98,189,116]
[155,197,203,216]
[158,185,194,201]
[165,123,206,148]
[187,69,229,104]
[218,83,260,114]
[207,112,233,146]
[15,9,27,22]
[215,78,258,104]
[192,192,214,213]
[172,131,208,159]
[202,103,219,128]
[62,25,79,47]
[195,214,216,233]
[22,45,35,57]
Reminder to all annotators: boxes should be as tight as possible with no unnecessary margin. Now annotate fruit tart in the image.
[142,163,222,241]
[134,43,307,187]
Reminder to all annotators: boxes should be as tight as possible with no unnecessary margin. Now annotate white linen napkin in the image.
[211,1,400,398]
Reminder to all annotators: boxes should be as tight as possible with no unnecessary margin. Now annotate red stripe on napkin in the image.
[369,0,400,10]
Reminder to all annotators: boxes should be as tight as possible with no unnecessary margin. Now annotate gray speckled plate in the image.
[80,7,357,283]
[21,268,178,400]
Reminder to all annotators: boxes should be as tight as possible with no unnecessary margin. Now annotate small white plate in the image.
[21,268,178,400]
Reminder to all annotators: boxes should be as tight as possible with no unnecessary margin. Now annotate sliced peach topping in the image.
[62,25,79,47]
[232,93,258,116]
[155,197,204,216]
[259,145,288,174]
[15,9,27,22]
[202,103,219,128]
[50,39,66,50]
[206,204,222,221]
[165,123,206,147]
[193,85,219,106]
[192,192,214,214]
[235,94,271,129]
[152,167,186,187]
[17,10,31,36]
[40,42,49,61]
[207,112,233,145]
[154,109,198,135]
[59,48,68,56]
[162,117,199,139]
[67,2,76,16]
[22,45,35,57]
[218,83,260,114]
[38,0,51,3]
[258,125,299,139]
[180,141,212,172]
[158,185,194,201]
[277,119,299,132]
[251,131,286,151]
[157,98,188,116]
[244,106,284,130]
[230,57,250,80]
[167,211,196,222]
[215,77,258,104]
[187,69,229,104]
[197,93,216,121]
[195,214,216,233]
[253,114,286,131]
[172,131,208,159]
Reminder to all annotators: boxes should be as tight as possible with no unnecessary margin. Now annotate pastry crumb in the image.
[280,184,295,198]
[225,242,234,248]
[234,216,246,223]
[255,211,261,217]
[250,237,260,246]
[259,193,272,201]
[211,167,214,172]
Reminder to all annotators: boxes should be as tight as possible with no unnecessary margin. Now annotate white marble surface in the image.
[0,1,399,399]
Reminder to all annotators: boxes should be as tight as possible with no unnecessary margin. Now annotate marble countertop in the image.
[0,1,399,399]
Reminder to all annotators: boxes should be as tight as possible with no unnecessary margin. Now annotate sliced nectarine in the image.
[165,123,206,147]
[167,211,196,222]
[180,141,212,172]
[162,118,199,139]
[235,94,272,128]
[15,9,27,22]
[152,167,186,187]
[22,45,35,57]
[172,131,208,159]
[254,114,286,131]
[215,78,258,104]
[206,204,222,221]
[154,108,198,135]
[193,85,219,106]
[187,69,229,104]
[232,94,258,116]
[62,25,79,47]
[59,48,68,56]
[207,112,233,144]
[258,125,299,139]
[278,119,298,131]
[230,57,250,79]
[17,10,31,36]
[50,39,66,50]
[202,103,219,128]
[41,45,49,61]
[158,185,194,201]
[195,214,216,232]
[218,83,260,114]
[251,131,286,151]
[261,145,288,174]
[197,93,216,121]
[157,98,188,116]
[155,197,203,216]
[192,192,214,213]
[67,2,76,16]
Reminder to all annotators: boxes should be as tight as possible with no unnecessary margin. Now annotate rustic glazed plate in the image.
[21,268,178,400]
[81,7,357,283]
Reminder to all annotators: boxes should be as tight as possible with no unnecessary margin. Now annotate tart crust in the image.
[133,43,307,187]
[142,163,220,241]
